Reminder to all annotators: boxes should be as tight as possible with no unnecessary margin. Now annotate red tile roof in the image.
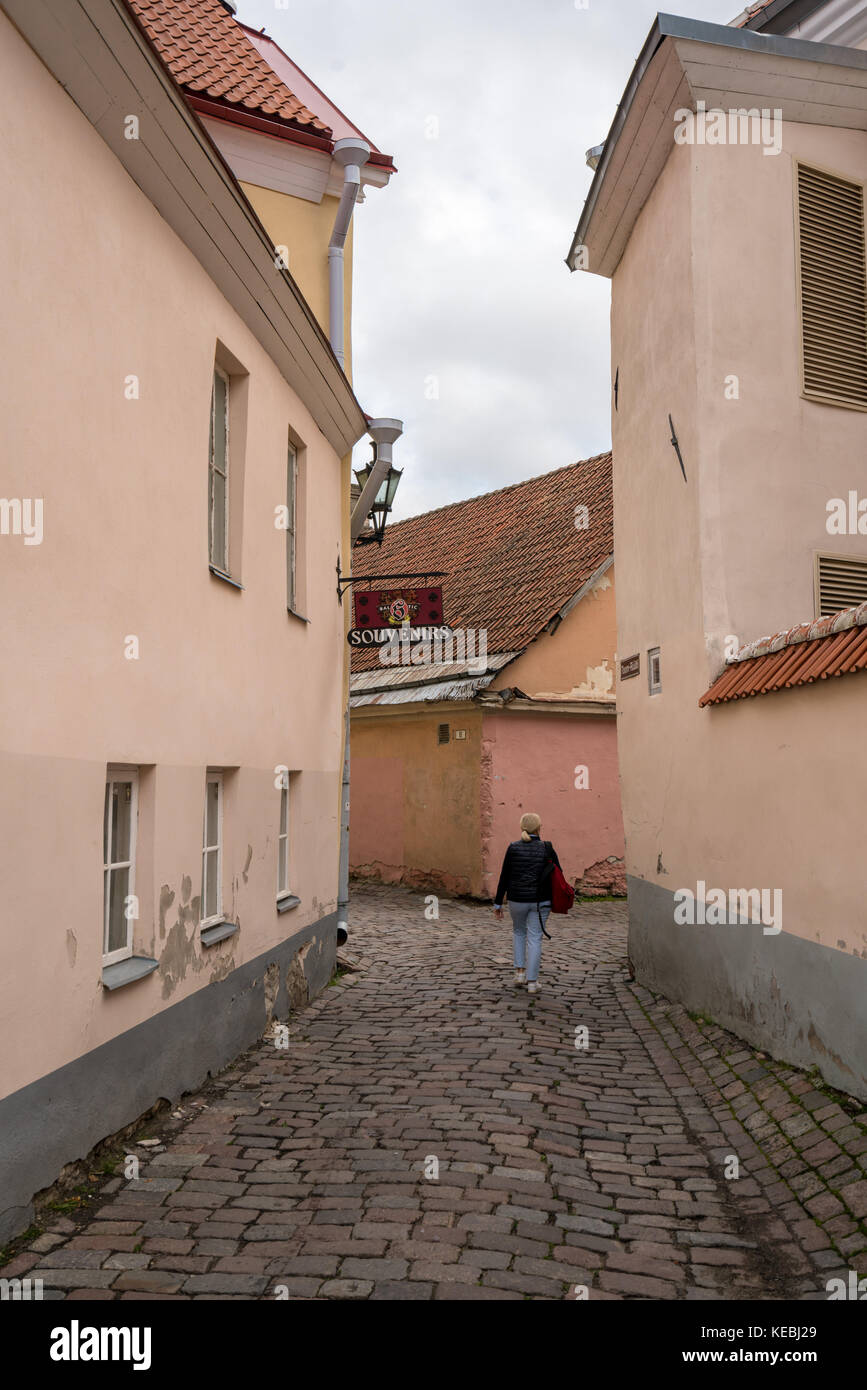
[731,1,776,28]
[699,602,867,706]
[125,0,332,137]
[350,454,613,672]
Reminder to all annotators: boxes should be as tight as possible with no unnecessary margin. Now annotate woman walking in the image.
[493,812,562,994]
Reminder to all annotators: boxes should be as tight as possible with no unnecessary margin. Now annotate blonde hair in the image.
[520,812,542,841]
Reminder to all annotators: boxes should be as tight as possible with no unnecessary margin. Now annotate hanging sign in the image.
[348,624,452,648]
[353,586,445,631]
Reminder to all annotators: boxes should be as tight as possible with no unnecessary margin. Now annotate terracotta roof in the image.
[125,0,332,137]
[699,602,867,706]
[350,454,613,673]
[730,1,776,27]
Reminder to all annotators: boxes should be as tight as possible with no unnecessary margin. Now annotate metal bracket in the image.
[336,562,448,601]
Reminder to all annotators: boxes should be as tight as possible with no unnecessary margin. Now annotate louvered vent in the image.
[437,723,450,745]
[816,553,867,617]
[797,164,867,409]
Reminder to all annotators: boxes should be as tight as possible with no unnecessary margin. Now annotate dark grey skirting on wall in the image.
[0,915,336,1245]
[627,875,867,1103]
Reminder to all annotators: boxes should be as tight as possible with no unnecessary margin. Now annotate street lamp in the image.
[353,450,402,546]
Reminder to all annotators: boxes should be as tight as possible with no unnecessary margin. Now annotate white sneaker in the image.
[527,981,540,994]
[514,969,526,987]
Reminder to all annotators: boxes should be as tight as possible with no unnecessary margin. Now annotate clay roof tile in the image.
[350,454,614,674]
[125,0,332,136]
[700,601,867,706]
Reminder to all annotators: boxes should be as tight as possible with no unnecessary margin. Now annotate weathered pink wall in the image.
[481,711,625,899]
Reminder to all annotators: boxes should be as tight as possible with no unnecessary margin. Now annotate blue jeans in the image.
[509,901,551,982]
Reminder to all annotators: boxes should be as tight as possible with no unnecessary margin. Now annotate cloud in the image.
[236,0,739,519]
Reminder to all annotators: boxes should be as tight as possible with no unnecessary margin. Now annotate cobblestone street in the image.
[9,884,867,1301]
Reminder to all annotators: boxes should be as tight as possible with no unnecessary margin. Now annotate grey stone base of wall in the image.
[0,914,336,1245]
[628,875,867,1103]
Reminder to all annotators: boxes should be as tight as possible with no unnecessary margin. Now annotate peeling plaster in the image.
[65,930,77,967]
[286,941,311,1012]
[158,885,176,940]
[263,961,280,1021]
[575,658,614,696]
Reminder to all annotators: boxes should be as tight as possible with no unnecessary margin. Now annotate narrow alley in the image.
[11,885,866,1302]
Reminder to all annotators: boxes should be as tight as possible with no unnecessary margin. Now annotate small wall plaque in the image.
[620,654,640,680]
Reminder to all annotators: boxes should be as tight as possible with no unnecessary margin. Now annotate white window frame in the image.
[277,775,290,900]
[209,366,230,572]
[202,771,224,926]
[648,647,662,696]
[286,443,297,612]
[103,768,139,966]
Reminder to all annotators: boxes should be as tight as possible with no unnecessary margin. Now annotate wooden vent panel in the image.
[816,553,867,617]
[798,164,867,410]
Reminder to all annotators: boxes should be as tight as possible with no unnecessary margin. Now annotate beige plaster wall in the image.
[611,123,867,958]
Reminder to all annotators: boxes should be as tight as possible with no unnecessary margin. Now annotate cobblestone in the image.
[9,884,866,1300]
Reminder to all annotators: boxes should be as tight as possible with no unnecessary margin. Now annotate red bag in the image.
[542,842,575,914]
[550,862,575,914]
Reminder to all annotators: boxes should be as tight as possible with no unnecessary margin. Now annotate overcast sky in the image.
[235,0,739,519]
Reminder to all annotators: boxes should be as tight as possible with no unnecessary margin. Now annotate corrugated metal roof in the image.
[700,601,867,706]
[350,651,517,694]
[350,652,520,707]
[351,674,499,707]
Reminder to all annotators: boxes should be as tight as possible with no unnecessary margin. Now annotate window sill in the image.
[209,565,244,591]
[276,894,301,915]
[102,956,159,991]
[201,920,239,947]
[287,607,309,625]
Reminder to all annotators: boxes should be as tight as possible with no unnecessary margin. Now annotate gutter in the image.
[566,14,666,271]
[188,95,397,171]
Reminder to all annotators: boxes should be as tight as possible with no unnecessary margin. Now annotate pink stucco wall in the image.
[481,711,625,899]
[0,16,346,1100]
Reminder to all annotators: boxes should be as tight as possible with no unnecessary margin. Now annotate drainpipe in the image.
[330,138,369,946]
[329,138,371,370]
[351,418,403,542]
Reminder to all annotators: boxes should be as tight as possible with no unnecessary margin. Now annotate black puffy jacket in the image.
[494,835,561,906]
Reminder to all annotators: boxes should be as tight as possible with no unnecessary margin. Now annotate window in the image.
[815,552,867,616]
[103,769,138,965]
[202,772,223,924]
[277,777,290,898]
[209,367,229,570]
[648,647,661,696]
[797,162,867,410]
[286,443,297,611]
